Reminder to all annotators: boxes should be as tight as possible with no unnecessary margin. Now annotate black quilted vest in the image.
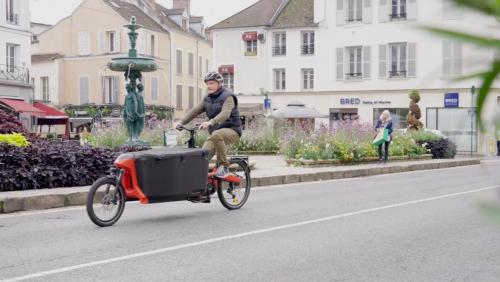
[203,87,242,136]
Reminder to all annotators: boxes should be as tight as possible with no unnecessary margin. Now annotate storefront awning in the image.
[268,101,328,119]
[0,98,44,115]
[33,102,68,119]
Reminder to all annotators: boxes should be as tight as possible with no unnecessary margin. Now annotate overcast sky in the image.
[30,0,259,26]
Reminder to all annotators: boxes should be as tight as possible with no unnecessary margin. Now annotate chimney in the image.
[173,0,190,15]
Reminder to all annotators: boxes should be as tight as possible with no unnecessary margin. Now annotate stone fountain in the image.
[108,16,158,146]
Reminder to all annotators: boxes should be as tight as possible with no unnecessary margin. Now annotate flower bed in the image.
[280,121,433,166]
[0,111,150,191]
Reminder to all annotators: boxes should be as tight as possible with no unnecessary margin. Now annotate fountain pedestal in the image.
[107,16,158,147]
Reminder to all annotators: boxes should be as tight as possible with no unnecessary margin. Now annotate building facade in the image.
[31,0,212,120]
[0,0,33,125]
[210,0,500,155]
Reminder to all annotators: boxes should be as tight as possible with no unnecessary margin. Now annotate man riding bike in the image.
[176,71,242,178]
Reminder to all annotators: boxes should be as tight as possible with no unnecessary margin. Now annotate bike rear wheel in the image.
[217,160,251,210]
[86,177,126,227]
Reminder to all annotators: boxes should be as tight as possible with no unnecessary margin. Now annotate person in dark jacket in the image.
[375,110,393,164]
[176,71,242,178]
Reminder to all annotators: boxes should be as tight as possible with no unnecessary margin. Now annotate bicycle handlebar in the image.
[177,124,199,132]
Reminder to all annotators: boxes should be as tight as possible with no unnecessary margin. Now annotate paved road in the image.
[1,160,500,282]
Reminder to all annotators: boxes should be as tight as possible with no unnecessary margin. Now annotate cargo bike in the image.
[86,126,251,227]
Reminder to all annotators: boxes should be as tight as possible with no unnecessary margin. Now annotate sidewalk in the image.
[0,156,481,213]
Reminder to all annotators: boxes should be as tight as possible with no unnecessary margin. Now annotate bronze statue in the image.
[123,83,145,143]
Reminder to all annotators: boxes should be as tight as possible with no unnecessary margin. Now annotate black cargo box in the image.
[133,148,209,203]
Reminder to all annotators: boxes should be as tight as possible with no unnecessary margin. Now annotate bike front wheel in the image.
[86,177,126,227]
[217,160,251,210]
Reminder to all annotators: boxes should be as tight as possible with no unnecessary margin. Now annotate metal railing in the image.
[388,70,407,78]
[346,72,363,80]
[272,46,286,56]
[347,18,363,23]
[301,45,315,55]
[0,64,30,84]
[6,13,19,25]
[390,12,407,20]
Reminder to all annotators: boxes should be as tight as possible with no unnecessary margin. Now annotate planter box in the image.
[286,154,434,167]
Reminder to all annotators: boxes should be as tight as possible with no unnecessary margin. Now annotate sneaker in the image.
[216,165,230,178]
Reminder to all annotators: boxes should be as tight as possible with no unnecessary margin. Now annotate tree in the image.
[407,90,423,130]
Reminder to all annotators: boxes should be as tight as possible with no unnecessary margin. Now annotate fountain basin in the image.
[108,57,158,72]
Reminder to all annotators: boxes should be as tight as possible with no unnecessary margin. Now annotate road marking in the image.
[2,185,498,282]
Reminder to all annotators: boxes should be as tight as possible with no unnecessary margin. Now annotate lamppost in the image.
[470,85,476,157]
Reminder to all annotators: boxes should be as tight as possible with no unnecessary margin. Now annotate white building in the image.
[210,0,500,155]
[0,0,35,126]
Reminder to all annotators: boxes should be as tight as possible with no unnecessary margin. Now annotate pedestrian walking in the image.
[374,110,393,164]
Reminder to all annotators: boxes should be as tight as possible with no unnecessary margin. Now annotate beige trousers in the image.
[202,128,240,167]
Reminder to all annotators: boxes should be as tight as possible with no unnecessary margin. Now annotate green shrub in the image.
[0,133,30,147]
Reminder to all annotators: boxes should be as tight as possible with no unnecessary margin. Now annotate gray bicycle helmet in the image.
[204,71,224,84]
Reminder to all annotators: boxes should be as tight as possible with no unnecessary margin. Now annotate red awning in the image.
[33,102,68,119]
[0,98,44,114]
[219,65,234,74]
[242,32,257,41]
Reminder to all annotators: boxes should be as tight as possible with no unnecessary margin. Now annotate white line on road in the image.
[2,185,498,282]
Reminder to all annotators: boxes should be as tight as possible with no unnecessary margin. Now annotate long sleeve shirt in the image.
[181,96,235,127]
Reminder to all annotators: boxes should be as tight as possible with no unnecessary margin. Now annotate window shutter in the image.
[378,0,388,22]
[114,30,120,53]
[363,46,371,79]
[98,32,105,53]
[336,47,344,80]
[189,53,194,75]
[442,41,452,76]
[336,0,345,26]
[453,43,462,75]
[78,32,89,55]
[407,43,417,77]
[79,77,89,104]
[378,44,387,78]
[176,85,183,109]
[177,50,183,74]
[189,87,194,109]
[363,0,372,23]
[407,0,417,21]
[113,76,119,103]
[151,77,158,101]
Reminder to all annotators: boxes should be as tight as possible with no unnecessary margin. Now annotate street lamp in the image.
[470,85,476,157]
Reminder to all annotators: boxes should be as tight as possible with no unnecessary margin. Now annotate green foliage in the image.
[87,123,169,149]
[409,90,421,103]
[408,130,443,142]
[0,133,30,147]
[229,128,280,153]
[390,134,427,158]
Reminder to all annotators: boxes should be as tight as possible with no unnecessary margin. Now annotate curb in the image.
[0,159,481,214]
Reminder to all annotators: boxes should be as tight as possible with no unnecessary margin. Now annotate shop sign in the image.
[444,93,459,108]
[340,98,391,105]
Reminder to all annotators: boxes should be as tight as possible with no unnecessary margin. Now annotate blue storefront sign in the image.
[444,93,459,108]
[264,97,271,110]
